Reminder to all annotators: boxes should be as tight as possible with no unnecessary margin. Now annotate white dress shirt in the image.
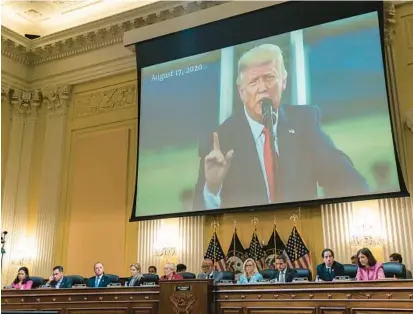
[203,107,279,209]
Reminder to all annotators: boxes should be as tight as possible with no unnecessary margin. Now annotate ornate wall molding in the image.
[43,85,72,115]
[1,1,226,66]
[73,82,136,118]
[1,86,43,117]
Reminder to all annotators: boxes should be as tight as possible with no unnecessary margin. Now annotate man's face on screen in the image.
[238,60,286,122]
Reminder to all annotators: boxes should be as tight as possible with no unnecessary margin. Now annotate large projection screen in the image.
[131,1,408,221]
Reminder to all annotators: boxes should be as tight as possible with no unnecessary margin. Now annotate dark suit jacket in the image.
[86,275,111,288]
[50,276,72,289]
[316,261,345,281]
[269,268,297,283]
[193,105,369,210]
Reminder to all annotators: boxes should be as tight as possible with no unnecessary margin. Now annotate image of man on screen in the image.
[193,44,369,210]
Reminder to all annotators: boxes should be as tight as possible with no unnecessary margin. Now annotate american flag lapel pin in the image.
[288,129,295,134]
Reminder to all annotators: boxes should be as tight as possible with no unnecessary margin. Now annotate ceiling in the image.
[1,0,161,38]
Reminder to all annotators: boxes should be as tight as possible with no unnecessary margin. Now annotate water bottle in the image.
[315,275,320,282]
[125,281,129,287]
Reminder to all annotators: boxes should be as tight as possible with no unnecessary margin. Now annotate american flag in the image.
[285,226,312,269]
[247,231,266,270]
[204,232,227,271]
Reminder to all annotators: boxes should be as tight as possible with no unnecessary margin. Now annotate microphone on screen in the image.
[261,98,276,136]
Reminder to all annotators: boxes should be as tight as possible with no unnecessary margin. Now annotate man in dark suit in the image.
[270,255,297,283]
[46,266,73,289]
[86,262,111,288]
[193,44,368,210]
[316,249,345,281]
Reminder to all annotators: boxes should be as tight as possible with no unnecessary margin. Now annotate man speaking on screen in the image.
[193,44,369,210]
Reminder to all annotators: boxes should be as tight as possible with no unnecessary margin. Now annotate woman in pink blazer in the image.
[11,266,33,290]
[356,248,385,281]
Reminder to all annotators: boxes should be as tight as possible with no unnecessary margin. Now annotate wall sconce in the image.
[153,221,179,261]
[10,236,36,266]
[350,206,383,248]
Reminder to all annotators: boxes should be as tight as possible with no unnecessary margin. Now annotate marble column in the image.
[178,216,205,273]
[1,87,41,284]
[32,86,72,277]
[137,219,162,272]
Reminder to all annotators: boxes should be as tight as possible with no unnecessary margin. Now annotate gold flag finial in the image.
[211,219,219,230]
[290,213,298,225]
[233,220,237,230]
[251,217,259,231]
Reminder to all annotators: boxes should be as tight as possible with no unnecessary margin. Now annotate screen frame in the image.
[130,0,409,222]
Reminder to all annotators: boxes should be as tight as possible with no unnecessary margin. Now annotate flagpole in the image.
[233,220,236,262]
[251,217,259,261]
[273,213,277,258]
[211,218,219,269]
[290,213,298,267]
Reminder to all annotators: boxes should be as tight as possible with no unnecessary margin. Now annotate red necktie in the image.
[263,127,275,202]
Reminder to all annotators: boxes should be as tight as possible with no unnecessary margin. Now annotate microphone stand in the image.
[262,101,280,201]
[1,232,7,271]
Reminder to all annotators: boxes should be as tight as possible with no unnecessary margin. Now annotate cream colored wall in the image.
[55,72,139,278]
[1,1,412,285]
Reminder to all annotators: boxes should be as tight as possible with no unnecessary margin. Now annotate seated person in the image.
[270,254,297,283]
[197,258,215,279]
[128,263,143,286]
[237,258,263,284]
[176,263,187,273]
[86,262,111,287]
[356,248,385,281]
[10,266,33,290]
[390,253,412,279]
[46,266,72,288]
[148,266,157,274]
[316,249,345,281]
[351,254,357,264]
[160,263,183,280]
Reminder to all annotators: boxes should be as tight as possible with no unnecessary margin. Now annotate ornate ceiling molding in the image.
[1,1,226,66]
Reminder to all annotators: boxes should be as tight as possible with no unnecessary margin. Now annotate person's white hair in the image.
[164,263,176,272]
[236,44,288,86]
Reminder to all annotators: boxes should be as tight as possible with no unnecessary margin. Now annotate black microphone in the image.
[2,231,8,235]
[261,98,275,130]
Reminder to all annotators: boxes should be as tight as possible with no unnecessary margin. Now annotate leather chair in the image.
[383,262,406,279]
[66,275,85,285]
[141,273,159,284]
[295,268,312,281]
[30,276,45,288]
[105,274,120,283]
[343,264,358,279]
[217,271,235,281]
[180,272,196,279]
[260,269,276,280]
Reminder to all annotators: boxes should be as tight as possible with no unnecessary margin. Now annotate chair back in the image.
[383,262,406,279]
[343,264,358,279]
[295,268,312,281]
[105,274,120,283]
[260,269,276,280]
[30,276,45,288]
[219,271,235,281]
[141,273,159,284]
[66,275,84,285]
[180,272,196,279]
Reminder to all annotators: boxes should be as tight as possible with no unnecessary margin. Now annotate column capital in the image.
[1,86,42,117]
[384,2,396,46]
[43,85,72,116]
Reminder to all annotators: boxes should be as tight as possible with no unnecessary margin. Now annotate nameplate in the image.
[143,282,156,286]
[293,277,308,282]
[219,280,233,284]
[334,276,351,281]
[73,284,86,288]
[175,285,191,291]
